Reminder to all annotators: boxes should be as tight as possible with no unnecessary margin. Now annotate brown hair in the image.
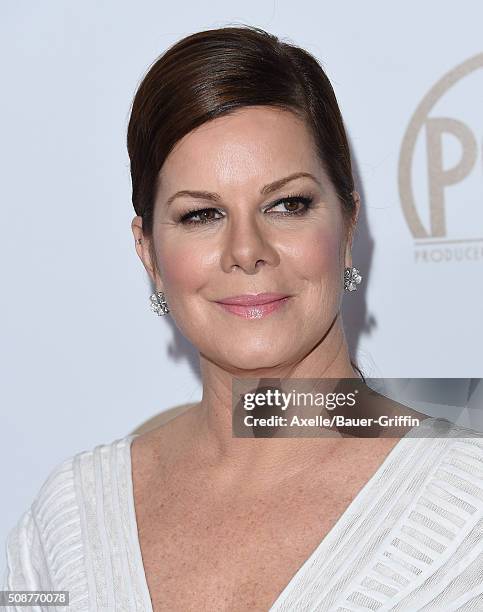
[127,24,363,380]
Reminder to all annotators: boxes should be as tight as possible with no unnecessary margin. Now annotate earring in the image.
[344,267,362,292]
[149,290,170,316]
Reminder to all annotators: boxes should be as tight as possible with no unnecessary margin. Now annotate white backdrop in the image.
[2,1,482,576]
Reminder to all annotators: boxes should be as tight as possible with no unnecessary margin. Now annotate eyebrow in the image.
[164,172,323,207]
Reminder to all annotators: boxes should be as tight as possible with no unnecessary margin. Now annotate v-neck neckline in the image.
[123,416,438,612]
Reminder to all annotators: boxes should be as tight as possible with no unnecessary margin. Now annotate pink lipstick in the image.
[214,293,291,319]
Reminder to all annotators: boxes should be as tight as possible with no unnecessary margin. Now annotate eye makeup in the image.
[177,193,316,226]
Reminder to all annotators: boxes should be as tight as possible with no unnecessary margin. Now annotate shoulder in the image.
[403,418,483,552]
[375,419,483,608]
[412,416,483,474]
[3,453,76,593]
[3,434,135,600]
[29,434,134,527]
[131,401,199,435]
[425,418,483,502]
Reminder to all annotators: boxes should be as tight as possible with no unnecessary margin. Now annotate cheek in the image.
[155,235,213,293]
[287,224,343,281]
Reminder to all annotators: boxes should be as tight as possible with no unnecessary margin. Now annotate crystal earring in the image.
[149,290,170,316]
[344,267,362,292]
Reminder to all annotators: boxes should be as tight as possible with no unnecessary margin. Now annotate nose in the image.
[220,213,280,274]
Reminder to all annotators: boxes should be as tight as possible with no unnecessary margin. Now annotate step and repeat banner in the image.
[1,1,482,575]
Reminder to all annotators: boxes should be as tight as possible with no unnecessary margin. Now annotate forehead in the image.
[158,106,326,193]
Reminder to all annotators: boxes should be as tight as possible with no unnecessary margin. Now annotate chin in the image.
[217,340,297,373]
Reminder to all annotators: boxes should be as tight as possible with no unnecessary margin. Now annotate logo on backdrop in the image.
[398,53,483,263]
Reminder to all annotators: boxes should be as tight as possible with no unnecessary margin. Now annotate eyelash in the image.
[177,194,315,226]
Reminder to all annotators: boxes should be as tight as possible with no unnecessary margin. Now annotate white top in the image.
[3,417,483,611]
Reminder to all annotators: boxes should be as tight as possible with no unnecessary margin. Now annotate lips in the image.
[214,293,291,319]
[215,293,290,306]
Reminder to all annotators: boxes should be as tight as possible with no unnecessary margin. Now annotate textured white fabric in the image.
[3,417,483,611]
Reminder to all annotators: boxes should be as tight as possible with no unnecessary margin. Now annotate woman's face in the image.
[135,106,358,371]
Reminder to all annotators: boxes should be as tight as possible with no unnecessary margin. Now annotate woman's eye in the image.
[266,196,313,216]
[179,208,223,225]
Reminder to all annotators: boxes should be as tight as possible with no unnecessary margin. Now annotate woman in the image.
[3,25,483,612]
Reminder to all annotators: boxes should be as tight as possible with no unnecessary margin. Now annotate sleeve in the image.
[2,506,52,611]
[2,452,86,612]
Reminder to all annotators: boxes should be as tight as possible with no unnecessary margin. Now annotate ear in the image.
[131,215,163,289]
[344,190,361,268]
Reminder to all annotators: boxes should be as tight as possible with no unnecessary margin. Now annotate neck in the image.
[189,316,361,488]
